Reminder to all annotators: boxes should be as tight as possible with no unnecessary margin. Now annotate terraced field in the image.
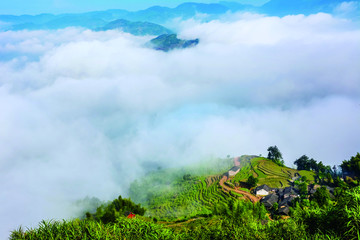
[138,176,244,220]
[232,157,316,188]
[129,157,238,220]
[129,156,315,220]
[220,175,259,203]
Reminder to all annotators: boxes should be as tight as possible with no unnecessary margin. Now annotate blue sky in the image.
[0,0,269,15]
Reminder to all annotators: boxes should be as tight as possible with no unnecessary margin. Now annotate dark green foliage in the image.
[247,175,259,188]
[341,152,360,178]
[334,176,348,189]
[150,34,199,52]
[291,186,360,239]
[294,155,312,170]
[310,158,319,172]
[86,195,146,224]
[298,182,308,197]
[183,174,192,181]
[312,186,330,207]
[295,155,332,174]
[267,145,284,166]
[326,172,333,184]
[294,175,308,198]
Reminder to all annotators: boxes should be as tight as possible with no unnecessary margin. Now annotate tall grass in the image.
[10,217,180,240]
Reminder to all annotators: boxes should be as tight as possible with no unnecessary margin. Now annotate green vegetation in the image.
[294,154,332,173]
[129,157,234,220]
[341,152,360,178]
[150,34,199,52]
[267,145,284,166]
[298,170,315,181]
[11,185,360,239]
[233,157,315,188]
[247,175,258,188]
[10,153,360,240]
[10,217,179,240]
[85,195,146,224]
[311,186,330,207]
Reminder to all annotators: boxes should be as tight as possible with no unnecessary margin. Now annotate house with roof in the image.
[227,166,240,177]
[260,193,279,208]
[255,184,272,196]
[278,205,290,215]
[276,188,284,197]
[279,196,295,207]
[283,187,299,199]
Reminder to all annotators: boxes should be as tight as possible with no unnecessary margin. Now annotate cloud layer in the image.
[1,12,360,238]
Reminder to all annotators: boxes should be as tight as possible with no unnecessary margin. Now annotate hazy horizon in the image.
[0,0,269,15]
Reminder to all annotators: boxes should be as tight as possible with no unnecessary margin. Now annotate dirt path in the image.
[219,175,260,203]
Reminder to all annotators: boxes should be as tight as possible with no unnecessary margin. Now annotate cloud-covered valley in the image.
[1,12,360,237]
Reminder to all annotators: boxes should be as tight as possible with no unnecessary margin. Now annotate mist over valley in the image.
[0,0,360,238]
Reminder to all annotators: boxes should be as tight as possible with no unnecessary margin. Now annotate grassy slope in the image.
[232,157,315,188]
[129,156,316,220]
[129,157,237,220]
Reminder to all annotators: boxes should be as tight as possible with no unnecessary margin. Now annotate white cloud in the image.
[334,1,360,16]
[0,12,359,238]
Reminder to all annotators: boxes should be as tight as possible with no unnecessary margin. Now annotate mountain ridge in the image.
[1,0,353,31]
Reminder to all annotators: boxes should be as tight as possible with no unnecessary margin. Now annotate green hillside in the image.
[128,156,316,220]
[232,157,316,188]
[10,153,360,240]
[129,157,235,220]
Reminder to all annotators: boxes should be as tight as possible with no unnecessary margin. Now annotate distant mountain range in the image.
[0,0,353,32]
[0,2,247,31]
[97,19,173,36]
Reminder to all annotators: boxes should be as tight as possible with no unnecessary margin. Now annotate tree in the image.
[332,165,338,178]
[312,186,330,207]
[267,146,284,166]
[86,195,146,224]
[341,153,360,178]
[294,155,311,171]
[317,161,326,173]
[247,175,259,188]
[310,158,318,171]
[294,177,308,198]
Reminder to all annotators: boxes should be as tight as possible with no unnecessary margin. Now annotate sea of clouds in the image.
[0,12,360,238]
